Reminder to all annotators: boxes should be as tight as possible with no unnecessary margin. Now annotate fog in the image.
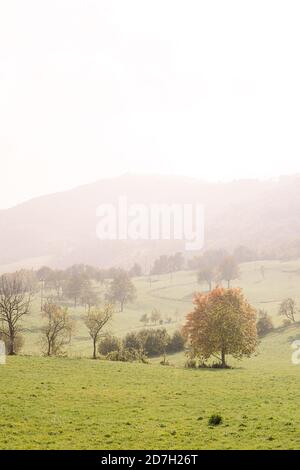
[1,1,300,208]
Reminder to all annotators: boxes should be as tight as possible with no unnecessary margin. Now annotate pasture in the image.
[1,258,300,449]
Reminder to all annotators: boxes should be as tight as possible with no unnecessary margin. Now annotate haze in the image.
[1,0,300,208]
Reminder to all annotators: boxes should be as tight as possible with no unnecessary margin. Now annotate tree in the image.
[151,255,171,275]
[151,308,161,325]
[219,256,239,288]
[63,274,89,307]
[84,304,113,359]
[279,298,297,323]
[41,302,74,356]
[105,271,136,312]
[197,268,215,291]
[48,269,65,299]
[256,310,274,337]
[183,287,257,368]
[172,252,185,271]
[0,273,33,355]
[138,328,170,358]
[98,335,120,356]
[81,283,100,312]
[166,330,186,354]
[129,263,142,277]
[233,246,256,263]
[140,313,149,326]
[174,309,180,323]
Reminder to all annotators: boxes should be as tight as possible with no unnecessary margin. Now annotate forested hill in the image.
[0,174,300,268]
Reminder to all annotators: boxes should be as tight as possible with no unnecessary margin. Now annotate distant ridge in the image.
[0,173,300,269]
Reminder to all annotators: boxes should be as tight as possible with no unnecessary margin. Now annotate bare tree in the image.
[279,298,297,323]
[41,301,74,356]
[219,256,239,288]
[0,273,33,355]
[84,304,113,359]
[105,270,136,312]
[151,308,161,325]
[197,267,216,291]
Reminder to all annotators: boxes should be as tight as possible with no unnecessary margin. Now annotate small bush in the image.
[208,414,223,426]
[256,310,274,337]
[106,348,148,363]
[123,332,143,351]
[166,330,186,354]
[185,359,197,369]
[98,335,120,356]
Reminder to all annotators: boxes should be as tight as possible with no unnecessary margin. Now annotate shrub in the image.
[98,335,120,356]
[166,330,186,353]
[208,414,223,426]
[0,332,24,354]
[106,348,148,363]
[256,310,274,337]
[139,328,169,357]
[123,332,143,351]
[185,359,197,369]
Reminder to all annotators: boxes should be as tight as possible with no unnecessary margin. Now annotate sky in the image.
[1,0,300,208]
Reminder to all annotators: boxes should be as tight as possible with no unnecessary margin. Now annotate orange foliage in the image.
[183,287,257,367]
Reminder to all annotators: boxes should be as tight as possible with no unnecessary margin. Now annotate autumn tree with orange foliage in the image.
[183,287,257,368]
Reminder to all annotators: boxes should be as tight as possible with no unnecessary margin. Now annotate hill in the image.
[1,174,300,269]
[1,321,300,450]
[2,259,300,449]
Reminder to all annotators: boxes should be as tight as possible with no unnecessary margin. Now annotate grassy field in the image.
[1,258,300,449]
[20,258,300,356]
[1,321,300,450]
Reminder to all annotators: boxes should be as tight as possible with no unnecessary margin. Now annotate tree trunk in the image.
[221,350,226,368]
[93,338,97,359]
[8,338,15,355]
[47,340,51,356]
[8,327,15,355]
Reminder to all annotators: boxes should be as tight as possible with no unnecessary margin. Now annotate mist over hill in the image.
[0,174,300,269]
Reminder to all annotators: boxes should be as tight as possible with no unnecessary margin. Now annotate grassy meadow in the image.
[20,258,300,356]
[1,258,300,449]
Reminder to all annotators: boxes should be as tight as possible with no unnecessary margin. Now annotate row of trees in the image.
[197,254,240,291]
[40,302,114,359]
[140,309,179,326]
[0,268,136,356]
[39,266,137,313]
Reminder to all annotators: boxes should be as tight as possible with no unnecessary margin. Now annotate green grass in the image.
[1,321,300,450]
[1,258,300,449]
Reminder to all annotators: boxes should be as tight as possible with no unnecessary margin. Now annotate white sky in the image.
[1,0,300,208]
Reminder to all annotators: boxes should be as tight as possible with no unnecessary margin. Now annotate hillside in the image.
[17,258,300,356]
[2,322,300,450]
[1,174,300,269]
[2,259,300,450]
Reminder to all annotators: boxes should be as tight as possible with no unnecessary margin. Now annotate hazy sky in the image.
[1,0,300,208]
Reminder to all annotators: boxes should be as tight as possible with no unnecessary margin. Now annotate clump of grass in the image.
[208,414,223,426]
